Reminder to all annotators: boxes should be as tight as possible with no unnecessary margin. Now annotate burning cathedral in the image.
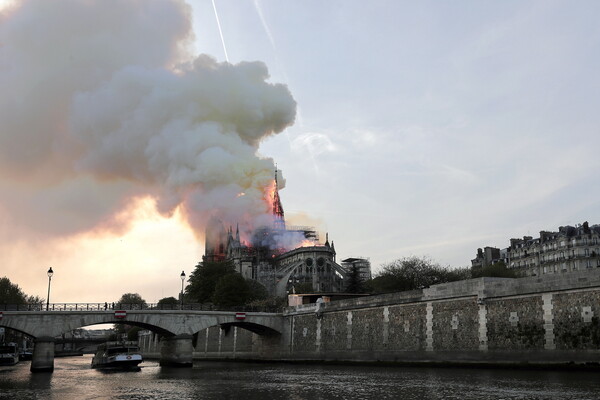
[203,169,356,297]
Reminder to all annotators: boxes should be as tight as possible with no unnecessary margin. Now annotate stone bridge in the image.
[0,309,283,372]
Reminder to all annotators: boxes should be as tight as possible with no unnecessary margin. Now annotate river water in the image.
[1,355,599,400]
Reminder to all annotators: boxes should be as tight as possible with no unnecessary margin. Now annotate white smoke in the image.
[0,0,296,238]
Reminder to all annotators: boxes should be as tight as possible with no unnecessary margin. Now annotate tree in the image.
[246,296,287,311]
[114,293,147,335]
[211,274,251,308]
[0,277,28,304]
[157,296,179,309]
[0,277,43,305]
[369,256,464,294]
[115,293,147,309]
[246,279,268,302]
[345,264,365,294]
[471,261,516,278]
[448,266,473,281]
[185,260,236,303]
[127,326,141,341]
[293,282,314,294]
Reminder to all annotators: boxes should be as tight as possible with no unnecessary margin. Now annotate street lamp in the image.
[46,267,54,311]
[180,270,186,309]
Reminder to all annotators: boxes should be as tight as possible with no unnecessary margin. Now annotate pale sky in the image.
[1,0,599,303]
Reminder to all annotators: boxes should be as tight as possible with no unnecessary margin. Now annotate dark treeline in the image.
[184,261,285,309]
[0,277,43,304]
[362,256,515,295]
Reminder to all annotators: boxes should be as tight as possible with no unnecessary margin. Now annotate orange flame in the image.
[264,180,276,212]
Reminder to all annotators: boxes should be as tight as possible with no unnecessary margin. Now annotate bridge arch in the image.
[1,310,282,339]
[0,310,283,372]
[215,321,281,336]
[0,321,35,338]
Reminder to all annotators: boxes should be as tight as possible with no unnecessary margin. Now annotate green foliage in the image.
[246,279,268,302]
[448,266,473,281]
[26,295,44,304]
[115,293,147,307]
[114,292,147,334]
[157,296,179,308]
[246,296,287,310]
[211,273,251,307]
[471,261,516,278]
[293,282,314,294]
[0,277,28,304]
[185,260,236,303]
[369,256,464,294]
[0,277,42,304]
[127,326,141,341]
[345,264,365,294]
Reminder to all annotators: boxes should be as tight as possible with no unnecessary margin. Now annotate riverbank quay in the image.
[140,269,600,368]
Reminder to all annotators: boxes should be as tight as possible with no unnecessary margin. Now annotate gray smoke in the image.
[0,0,296,238]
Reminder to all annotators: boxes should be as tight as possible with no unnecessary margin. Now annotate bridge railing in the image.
[0,303,283,313]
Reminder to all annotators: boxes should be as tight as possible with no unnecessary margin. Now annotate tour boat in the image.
[91,341,143,370]
[0,342,19,366]
[19,348,33,361]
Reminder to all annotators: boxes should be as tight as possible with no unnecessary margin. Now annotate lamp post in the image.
[46,267,54,311]
[180,270,186,309]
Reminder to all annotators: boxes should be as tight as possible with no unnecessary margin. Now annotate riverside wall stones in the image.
[187,270,600,365]
[553,289,600,350]
[486,296,545,350]
[432,298,479,351]
[291,314,318,353]
[351,309,383,351]
[282,269,600,365]
[388,303,427,351]
[319,312,347,352]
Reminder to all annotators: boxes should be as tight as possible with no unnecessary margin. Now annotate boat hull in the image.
[0,356,19,366]
[0,343,19,366]
[91,360,142,369]
[92,351,143,370]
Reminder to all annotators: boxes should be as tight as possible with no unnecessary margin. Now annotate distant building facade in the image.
[472,221,600,277]
[340,257,372,282]
[471,247,503,269]
[202,170,351,296]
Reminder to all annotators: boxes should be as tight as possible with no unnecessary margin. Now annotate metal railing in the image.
[0,303,283,313]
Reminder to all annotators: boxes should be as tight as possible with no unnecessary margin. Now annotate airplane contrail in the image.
[211,0,229,62]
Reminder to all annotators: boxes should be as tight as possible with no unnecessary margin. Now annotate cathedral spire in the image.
[272,166,285,230]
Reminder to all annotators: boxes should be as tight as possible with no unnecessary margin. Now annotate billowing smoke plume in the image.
[0,0,296,238]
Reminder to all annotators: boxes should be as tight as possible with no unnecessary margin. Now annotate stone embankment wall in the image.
[141,269,600,365]
[285,269,600,364]
[139,325,255,360]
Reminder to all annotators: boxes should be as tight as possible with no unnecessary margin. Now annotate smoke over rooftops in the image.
[0,0,296,238]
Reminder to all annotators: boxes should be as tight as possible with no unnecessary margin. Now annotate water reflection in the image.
[1,356,599,400]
